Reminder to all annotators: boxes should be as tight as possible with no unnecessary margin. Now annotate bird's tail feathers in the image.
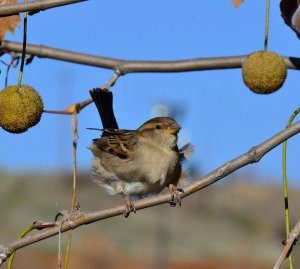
[89,88,119,129]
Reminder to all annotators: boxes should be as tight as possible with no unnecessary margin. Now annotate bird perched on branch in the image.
[89,88,189,217]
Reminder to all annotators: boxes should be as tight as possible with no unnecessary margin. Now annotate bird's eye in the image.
[156,124,162,129]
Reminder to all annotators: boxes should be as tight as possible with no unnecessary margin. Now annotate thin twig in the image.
[273,220,300,269]
[1,41,300,73]
[282,108,300,269]
[70,112,78,212]
[43,98,92,115]
[63,111,78,269]
[43,71,120,115]
[58,222,63,269]
[17,1,28,87]
[7,225,34,269]
[6,221,56,268]
[102,71,120,90]
[1,55,19,87]
[1,120,300,265]
[0,0,87,17]
[264,0,270,51]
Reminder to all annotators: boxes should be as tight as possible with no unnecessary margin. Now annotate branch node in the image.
[55,209,84,230]
[216,162,231,178]
[32,220,57,230]
[248,146,262,163]
[0,244,13,264]
[274,219,300,268]
[114,68,122,76]
[114,64,125,75]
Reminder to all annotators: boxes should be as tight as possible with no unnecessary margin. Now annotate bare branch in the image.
[273,220,300,269]
[0,0,87,17]
[43,71,120,115]
[102,71,121,90]
[43,98,93,115]
[1,41,300,74]
[1,120,300,264]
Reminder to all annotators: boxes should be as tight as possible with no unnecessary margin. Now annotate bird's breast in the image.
[132,139,179,185]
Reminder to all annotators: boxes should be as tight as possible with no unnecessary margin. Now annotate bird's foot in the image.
[168,184,184,207]
[122,194,136,218]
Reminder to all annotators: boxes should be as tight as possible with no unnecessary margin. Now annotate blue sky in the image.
[1,1,300,184]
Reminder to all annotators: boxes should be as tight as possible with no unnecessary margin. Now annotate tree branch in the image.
[0,0,87,17]
[1,120,300,265]
[43,71,120,115]
[1,40,300,74]
[273,220,300,269]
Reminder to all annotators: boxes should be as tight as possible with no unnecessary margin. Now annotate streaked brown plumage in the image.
[89,117,185,217]
[89,88,188,217]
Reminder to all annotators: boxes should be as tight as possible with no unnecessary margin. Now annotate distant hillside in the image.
[0,171,299,269]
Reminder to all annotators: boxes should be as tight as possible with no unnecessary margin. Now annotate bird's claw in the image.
[123,194,136,218]
[168,184,184,207]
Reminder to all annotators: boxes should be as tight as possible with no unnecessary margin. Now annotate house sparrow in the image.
[89,88,186,217]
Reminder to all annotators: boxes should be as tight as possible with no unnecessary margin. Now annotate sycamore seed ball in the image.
[242,51,287,94]
[0,85,43,133]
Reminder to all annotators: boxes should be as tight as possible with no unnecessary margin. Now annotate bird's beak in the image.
[165,124,181,135]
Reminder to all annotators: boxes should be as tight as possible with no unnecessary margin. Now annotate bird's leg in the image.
[121,193,136,218]
[168,184,184,207]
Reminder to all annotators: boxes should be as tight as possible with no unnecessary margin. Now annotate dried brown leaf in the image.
[64,103,80,114]
[280,0,300,39]
[0,0,20,41]
[232,0,245,8]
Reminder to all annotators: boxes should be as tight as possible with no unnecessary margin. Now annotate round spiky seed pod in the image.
[242,51,287,94]
[0,85,43,133]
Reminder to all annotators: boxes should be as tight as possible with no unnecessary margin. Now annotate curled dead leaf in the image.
[65,103,81,114]
[232,0,245,8]
[43,98,93,115]
[0,0,20,41]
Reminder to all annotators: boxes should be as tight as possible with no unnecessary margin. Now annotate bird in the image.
[89,88,187,217]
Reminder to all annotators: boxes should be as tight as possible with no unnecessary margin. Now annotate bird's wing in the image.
[179,143,194,162]
[93,129,137,159]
